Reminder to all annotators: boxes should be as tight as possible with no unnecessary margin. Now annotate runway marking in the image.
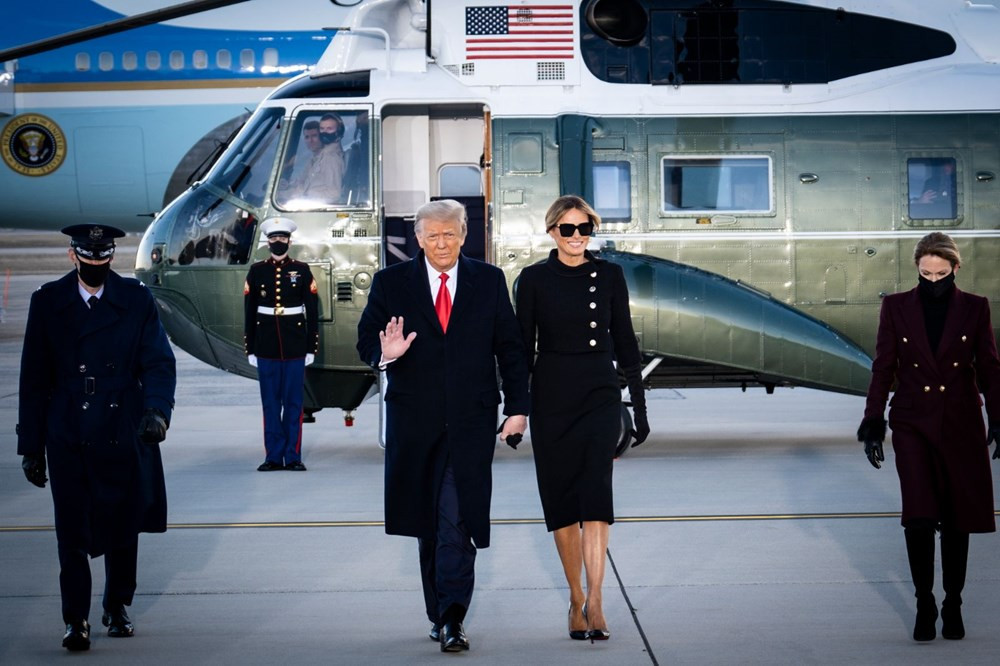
[0,510,917,532]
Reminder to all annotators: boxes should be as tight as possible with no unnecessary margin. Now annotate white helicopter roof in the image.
[307,0,1000,117]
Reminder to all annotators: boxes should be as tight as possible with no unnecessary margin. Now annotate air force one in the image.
[0,0,354,230]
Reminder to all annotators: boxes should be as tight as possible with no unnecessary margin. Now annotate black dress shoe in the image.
[284,460,307,471]
[62,620,90,651]
[257,460,283,471]
[440,621,469,652]
[429,623,442,641]
[102,605,135,637]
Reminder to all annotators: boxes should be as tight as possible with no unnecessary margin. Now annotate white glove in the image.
[247,354,258,367]
[305,354,315,366]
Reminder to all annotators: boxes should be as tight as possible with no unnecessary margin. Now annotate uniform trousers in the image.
[257,358,305,465]
[418,461,476,624]
[58,536,138,623]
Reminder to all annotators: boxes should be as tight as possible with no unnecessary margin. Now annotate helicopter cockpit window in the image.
[165,186,258,266]
[593,161,631,222]
[204,106,284,210]
[274,110,371,210]
[908,158,957,221]
[661,156,772,214]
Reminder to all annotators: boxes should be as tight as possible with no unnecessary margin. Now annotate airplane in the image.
[8,0,1000,451]
[0,0,357,231]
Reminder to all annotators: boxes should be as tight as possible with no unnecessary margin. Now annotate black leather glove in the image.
[137,408,168,445]
[987,422,1000,460]
[622,363,650,447]
[857,417,887,469]
[22,453,47,488]
[496,418,523,450]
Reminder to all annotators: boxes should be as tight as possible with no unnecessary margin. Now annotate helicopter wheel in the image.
[614,403,635,458]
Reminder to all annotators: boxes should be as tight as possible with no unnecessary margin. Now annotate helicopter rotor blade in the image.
[0,0,255,62]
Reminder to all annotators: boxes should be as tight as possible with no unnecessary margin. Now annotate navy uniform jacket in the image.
[17,270,176,556]
[244,257,320,359]
[356,252,529,548]
[864,286,1000,532]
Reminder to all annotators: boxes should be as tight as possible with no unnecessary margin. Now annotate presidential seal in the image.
[1,114,67,176]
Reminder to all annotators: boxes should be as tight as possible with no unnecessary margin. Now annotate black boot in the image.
[904,527,937,641]
[940,529,968,640]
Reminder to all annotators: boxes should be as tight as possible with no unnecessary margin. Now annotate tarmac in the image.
[1,251,999,664]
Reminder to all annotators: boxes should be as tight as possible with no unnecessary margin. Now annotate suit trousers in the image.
[58,536,138,623]
[418,461,476,624]
[257,358,305,465]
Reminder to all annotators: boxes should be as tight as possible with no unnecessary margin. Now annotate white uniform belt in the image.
[257,305,304,315]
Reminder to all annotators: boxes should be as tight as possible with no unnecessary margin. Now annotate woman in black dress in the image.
[857,232,1000,641]
[515,195,649,641]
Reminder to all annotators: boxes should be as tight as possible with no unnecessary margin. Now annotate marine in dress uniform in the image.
[244,218,319,471]
[858,232,1000,642]
[17,224,176,651]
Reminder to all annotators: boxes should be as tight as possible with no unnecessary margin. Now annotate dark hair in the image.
[303,120,320,131]
[544,195,601,232]
[913,232,961,268]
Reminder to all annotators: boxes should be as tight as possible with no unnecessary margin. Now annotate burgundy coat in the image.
[864,286,1000,532]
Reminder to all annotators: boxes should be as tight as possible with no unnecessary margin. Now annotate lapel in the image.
[898,288,937,367]
[449,255,477,328]
[79,271,123,339]
[935,287,972,361]
[404,251,443,333]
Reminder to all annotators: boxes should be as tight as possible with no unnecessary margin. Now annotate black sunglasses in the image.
[556,221,595,237]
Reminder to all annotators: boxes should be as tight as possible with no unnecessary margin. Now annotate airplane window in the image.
[216,49,232,70]
[661,156,771,214]
[170,50,184,70]
[165,186,259,267]
[146,51,161,70]
[439,164,482,197]
[206,107,285,210]
[193,50,208,70]
[98,52,114,71]
[274,110,372,210]
[122,51,138,71]
[908,157,957,221]
[240,49,255,70]
[593,161,631,222]
[263,48,279,68]
[75,53,90,71]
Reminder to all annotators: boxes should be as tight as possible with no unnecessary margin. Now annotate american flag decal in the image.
[465,5,575,60]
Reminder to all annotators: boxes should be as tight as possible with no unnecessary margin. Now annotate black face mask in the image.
[319,130,341,145]
[77,260,111,288]
[268,241,289,257]
[918,272,955,299]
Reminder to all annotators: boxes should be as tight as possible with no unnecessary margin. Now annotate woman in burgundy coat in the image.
[858,232,1000,642]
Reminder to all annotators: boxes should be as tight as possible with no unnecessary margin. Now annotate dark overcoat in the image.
[357,252,529,547]
[864,286,1000,532]
[17,270,176,556]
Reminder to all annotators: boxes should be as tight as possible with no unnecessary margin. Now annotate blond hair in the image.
[544,195,601,232]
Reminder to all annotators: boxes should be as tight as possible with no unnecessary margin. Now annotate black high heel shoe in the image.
[568,603,587,640]
[585,604,610,642]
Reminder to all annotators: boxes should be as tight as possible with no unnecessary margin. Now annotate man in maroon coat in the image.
[858,232,1000,642]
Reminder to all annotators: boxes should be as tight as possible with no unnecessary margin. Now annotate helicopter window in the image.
[166,186,258,267]
[439,164,482,197]
[660,156,771,214]
[907,158,957,221]
[146,51,161,70]
[217,49,232,70]
[206,107,285,209]
[508,134,543,173]
[274,110,371,210]
[593,161,631,222]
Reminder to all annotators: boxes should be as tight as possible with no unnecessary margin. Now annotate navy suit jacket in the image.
[357,251,529,547]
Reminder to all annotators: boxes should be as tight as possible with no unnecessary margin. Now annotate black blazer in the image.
[357,251,529,547]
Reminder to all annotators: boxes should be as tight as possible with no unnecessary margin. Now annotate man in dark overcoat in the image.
[18,224,176,651]
[357,199,528,652]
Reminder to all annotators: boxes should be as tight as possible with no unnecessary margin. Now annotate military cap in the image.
[61,224,125,260]
[260,217,297,238]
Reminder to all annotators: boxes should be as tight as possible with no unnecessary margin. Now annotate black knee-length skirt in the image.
[529,350,621,531]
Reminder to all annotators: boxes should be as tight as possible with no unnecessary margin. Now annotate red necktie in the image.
[435,273,452,333]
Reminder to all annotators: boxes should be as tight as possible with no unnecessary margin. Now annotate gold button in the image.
[589,340,597,347]
[276,288,281,293]
[924,386,931,392]
[590,322,597,328]
[902,337,908,343]
[953,362,959,367]
[589,302,596,309]
[913,363,919,368]
[961,335,967,342]
[939,385,946,392]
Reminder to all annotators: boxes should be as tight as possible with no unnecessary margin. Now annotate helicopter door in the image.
[380,104,489,266]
